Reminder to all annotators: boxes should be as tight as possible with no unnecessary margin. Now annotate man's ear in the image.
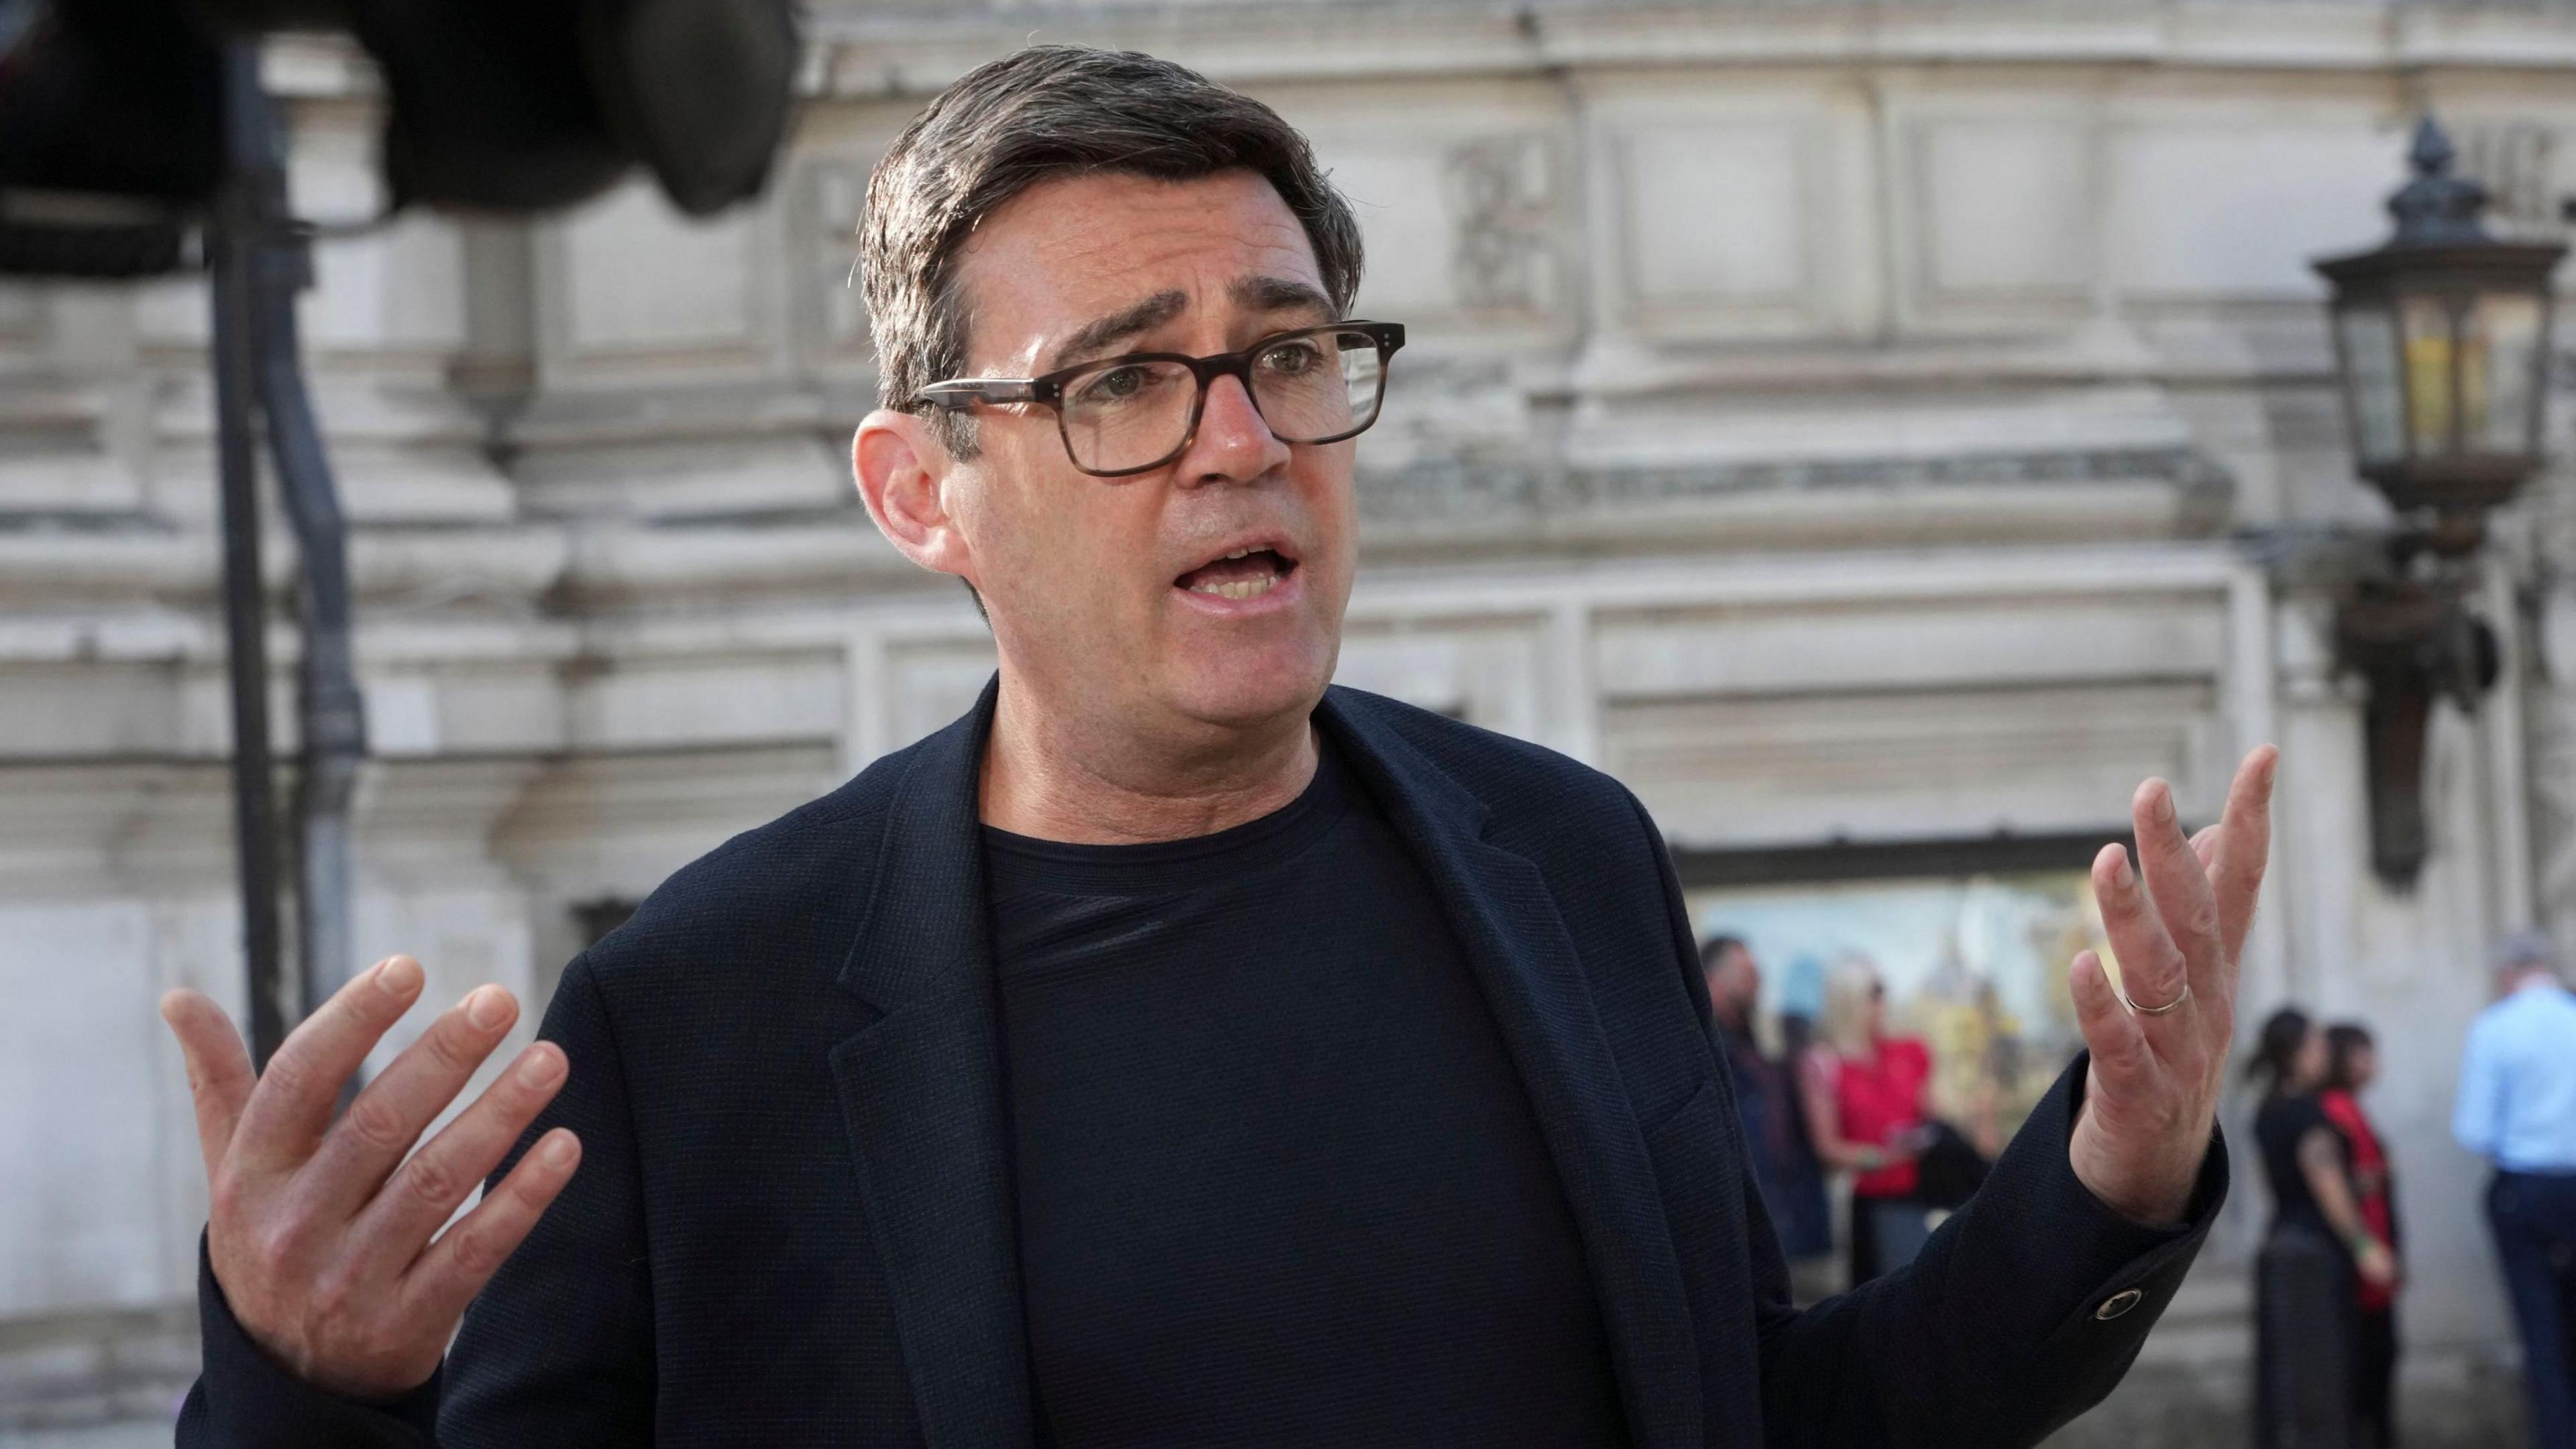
[853,409,976,583]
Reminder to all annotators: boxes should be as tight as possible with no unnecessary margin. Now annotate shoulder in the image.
[1325,686,1654,848]
[2465,995,2532,1050]
[573,735,920,994]
[1890,1038,1933,1073]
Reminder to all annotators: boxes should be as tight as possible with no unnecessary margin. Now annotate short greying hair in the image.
[2496,930,2558,974]
[858,46,1365,457]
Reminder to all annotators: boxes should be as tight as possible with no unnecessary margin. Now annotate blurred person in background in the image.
[2454,932,2576,1449]
[2249,1006,2395,1449]
[1797,957,1935,1287]
[1701,934,1832,1263]
[2320,1022,2401,1449]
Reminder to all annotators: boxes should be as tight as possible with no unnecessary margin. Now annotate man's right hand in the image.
[160,956,584,1401]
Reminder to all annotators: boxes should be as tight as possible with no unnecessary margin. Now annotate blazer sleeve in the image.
[1625,792,2227,1449]
[174,955,655,1448]
[438,953,657,1446]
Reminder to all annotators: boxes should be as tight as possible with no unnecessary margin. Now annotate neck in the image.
[978,670,1320,844]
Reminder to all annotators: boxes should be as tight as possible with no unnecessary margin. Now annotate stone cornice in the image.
[802,0,2576,97]
[253,2,2576,109]
[0,445,2227,621]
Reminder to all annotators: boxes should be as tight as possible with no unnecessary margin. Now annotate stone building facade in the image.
[3,1,2575,1440]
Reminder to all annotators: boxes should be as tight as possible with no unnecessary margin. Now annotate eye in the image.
[1072,364,1152,405]
[1257,338,1323,376]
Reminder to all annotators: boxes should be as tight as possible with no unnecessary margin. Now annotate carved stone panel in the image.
[2460,119,2574,244]
[1617,123,1809,319]
[1910,119,2096,318]
[1443,136,1558,315]
[1326,132,1564,329]
[789,154,878,375]
[543,181,779,381]
[2105,122,2400,300]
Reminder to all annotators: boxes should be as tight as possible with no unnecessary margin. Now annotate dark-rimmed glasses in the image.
[912,321,1405,478]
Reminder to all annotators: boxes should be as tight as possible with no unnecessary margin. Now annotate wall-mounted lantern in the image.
[2314,115,2563,885]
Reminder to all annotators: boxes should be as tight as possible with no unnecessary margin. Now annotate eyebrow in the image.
[1042,276,1339,374]
[1048,290,1187,372]
[1229,274,1334,319]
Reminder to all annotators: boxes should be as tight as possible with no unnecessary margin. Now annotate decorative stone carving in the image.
[2460,121,2569,241]
[1443,136,1556,314]
[791,154,877,370]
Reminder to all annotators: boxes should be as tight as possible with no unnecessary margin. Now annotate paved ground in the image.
[0,1424,170,1449]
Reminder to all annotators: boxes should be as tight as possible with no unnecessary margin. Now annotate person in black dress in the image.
[2249,1007,2400,1448]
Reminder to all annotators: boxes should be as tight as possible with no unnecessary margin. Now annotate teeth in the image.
[1189,573,1280,601]
[1224,549,1249,559]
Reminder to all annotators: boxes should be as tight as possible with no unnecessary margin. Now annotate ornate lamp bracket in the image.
[2332,553,2502,888]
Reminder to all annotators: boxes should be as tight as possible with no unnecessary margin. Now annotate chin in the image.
[1163,636,1336,733]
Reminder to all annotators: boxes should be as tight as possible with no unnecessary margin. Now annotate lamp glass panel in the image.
[2337,303,2405,465]
[2401,292,2460,456]
[2465,290,2546,457]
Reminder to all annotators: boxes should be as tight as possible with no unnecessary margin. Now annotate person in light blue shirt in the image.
[2453,931,2576,1449]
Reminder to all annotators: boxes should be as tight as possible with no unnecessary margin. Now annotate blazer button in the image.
[2094,1289,2144,1322]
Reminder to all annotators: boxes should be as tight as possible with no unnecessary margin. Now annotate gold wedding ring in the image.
[2117,979,2192,1016]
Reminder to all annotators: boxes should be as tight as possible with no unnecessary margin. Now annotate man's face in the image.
[934,168,1356,744]
[1707,945,1760,1016]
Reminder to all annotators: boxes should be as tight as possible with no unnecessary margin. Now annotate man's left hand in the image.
[2067,746,2279,1227]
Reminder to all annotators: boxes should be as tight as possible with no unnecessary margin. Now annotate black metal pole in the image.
[254,213,367,1024]
[210,42,287,1068]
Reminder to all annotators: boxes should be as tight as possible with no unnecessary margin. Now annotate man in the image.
[162,46,2275,1447]
[2454,932,2576,1449]
[1701,934,1831,1263]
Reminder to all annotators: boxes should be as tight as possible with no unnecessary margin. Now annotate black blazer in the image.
[183,680,2225,1448]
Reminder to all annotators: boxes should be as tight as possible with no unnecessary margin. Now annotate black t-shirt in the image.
[981,741,1625,1448]
[2255,1092,2346,1240]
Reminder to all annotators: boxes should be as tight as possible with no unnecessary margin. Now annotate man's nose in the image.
[1181,372,1291,486]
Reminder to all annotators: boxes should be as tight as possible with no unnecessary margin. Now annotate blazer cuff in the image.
[1919,1051,2229,1446]
[2045,1051,2229,1288]
[180,1230,443,1448]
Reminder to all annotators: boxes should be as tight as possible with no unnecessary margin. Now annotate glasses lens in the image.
[1249,329,1383,443]
[1059,358,1199,474]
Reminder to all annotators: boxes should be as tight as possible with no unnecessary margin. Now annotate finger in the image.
[2090,839,2189,1027]
[2131,777,2223,1012]
[400,1128,582,1331]
[231,956,426,1173]
[2070,949,2152,1083]
[2206,745,2279,972]
[348,1041,570,1279]
[160,989,256,1173]
[2190,824,2221,874]
[297,985,521,1222]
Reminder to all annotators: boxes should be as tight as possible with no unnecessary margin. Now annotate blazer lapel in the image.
[829,678,1034,1449]
[1318,690,1705,1449]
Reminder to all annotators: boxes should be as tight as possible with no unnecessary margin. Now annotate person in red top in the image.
[2321,1021,2403,1449]
[1797,959,1935,1287]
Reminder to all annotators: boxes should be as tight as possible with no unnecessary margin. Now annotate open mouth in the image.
[1175,546,1297,602]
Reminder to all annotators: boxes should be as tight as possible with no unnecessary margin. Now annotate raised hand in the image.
[160,957,583,1399]
[2067,746,2279,1227]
